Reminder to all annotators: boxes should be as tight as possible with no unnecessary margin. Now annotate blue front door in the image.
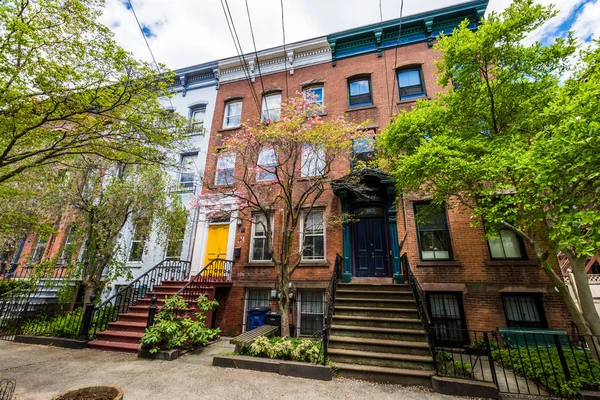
[353,217,389,277]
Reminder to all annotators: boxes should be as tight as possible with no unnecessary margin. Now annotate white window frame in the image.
[60,226,77,263]
[256,148,277,182]
[128,226,146,263]
[297,289,325,336]
[31,234,49,264]
[223,100,242,129]
[179,153,198,188]
[243,288,271,332]
[301,144,325,178]
[215,152,235,186]
[261,93,282,122]
[189,105,206,134]
[250,213,274,262]
[301,209,326,261]
[302,86,325,114]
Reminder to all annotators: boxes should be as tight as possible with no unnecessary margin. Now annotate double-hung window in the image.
[303,86,324,114]
[31,234,49,264]
[414,203,452,261]
[256,148,277,182]
[348,78,372,107]
[397,68,425,100]
[189,106,206,133]
[502,293,547,328]
[301,144,325,177]
[302,210,325,261]
[261,93,282,122]
[215,152,235,185]
[60,226,77,264]
[128,226,146,262]
[166,220,186,260]
[251,214,272,262]
[179,153,197,190]
[298,290,325,336]
[223,100,242,128]
[488,229,526,260]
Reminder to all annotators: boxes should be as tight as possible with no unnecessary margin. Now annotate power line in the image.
[280,0,290,99]
[244,0,269,117]
[379,0,392,119]
[126,0,174,110]
[220,0,262,113]
[389,0,405,116]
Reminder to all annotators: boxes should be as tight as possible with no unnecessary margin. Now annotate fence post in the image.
[484,332,499,387]
[146,295,157,329]
[78,295,95,342]
[553,334,572,381]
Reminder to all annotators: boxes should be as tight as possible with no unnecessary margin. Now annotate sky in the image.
[100,0,600,71]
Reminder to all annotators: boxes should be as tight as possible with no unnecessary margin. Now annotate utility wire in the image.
[389,0,405,116]
[126,0,174,110]
[280,0,290,99]
[244,0,269,118]
[220,0,262,113]
[379,0,392,119]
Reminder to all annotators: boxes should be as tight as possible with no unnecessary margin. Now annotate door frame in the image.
[350,204,391,278]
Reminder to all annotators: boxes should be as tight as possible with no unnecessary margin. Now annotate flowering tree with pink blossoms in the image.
[198,95,368,337]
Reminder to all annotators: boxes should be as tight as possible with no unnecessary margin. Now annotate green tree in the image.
[378,0,600,335]
[64,156,188,303]
[0,0,185,185]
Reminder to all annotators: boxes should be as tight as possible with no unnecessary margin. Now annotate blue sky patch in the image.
[141,24,155,38]
[120,0,132,10]
[541,0,588,44]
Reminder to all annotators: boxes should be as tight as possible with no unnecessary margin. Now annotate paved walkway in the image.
[0,339,481,400]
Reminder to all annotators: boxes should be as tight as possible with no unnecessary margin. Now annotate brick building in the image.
[194,0,571,340]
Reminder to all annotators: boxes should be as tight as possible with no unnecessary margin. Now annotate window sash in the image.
[301,144,325,177]
[256,148,277,182]
[415,204,452,261]
[247,289,271,309]
[427,292,467,346]
[299,290,324,335]
[261,94,282,122]
[348,79,372,106]
[128,227,146,262]
[502,294,546,328]
[398,69,425,100]
[179,154,197,184]
[31,234,49,264]
[251,214,272,261]
[302,210,325,260]
[488,229,524,259]
[224,101,242,128]
[60,227,76,262]
[303,87,324,113]
[215,153,235,185]
[190,107,206,131]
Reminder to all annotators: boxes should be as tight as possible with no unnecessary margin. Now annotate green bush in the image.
[436,351,472,378]
[140,295,220,354]
[0,279,35,297]
[243,336,323,364]
[492,345,600,398]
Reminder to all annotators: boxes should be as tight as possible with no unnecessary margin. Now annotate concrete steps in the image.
[330,282,432,387]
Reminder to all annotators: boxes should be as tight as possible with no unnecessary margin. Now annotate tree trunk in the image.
[279,261,291,337]
[83,281,97,305]
[570,254,600,336]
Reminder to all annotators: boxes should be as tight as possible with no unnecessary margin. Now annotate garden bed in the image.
[14,335,88,349]
[213,355,332,381]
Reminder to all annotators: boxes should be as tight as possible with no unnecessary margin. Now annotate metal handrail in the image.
[156,258,234,314]
[87,259,191,339]
[322,253,343,365]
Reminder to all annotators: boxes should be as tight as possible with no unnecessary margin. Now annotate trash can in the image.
[265,310,281,326]
[246,307,271,331]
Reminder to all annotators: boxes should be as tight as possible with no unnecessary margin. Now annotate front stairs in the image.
[328,283,434,387]
[88,281,216,353]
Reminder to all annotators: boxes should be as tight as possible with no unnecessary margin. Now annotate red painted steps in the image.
[87,279,221,353]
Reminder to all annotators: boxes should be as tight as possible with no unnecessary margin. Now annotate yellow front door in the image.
[203,224,230,274]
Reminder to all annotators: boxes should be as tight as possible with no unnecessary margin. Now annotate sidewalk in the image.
[0,339,478,400]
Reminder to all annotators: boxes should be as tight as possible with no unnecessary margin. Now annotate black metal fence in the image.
[322,253,343,364]
[0,379,16,400]
[432,327,600,398]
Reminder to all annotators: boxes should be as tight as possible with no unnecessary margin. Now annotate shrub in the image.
[0,279,35,297]
[436,351,472,378]
[491,345,600,398]
[140,295,220,354]
[244,336,323,364]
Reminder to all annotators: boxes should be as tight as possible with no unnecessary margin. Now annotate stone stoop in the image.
[88,281,216,353]
[329,283,434,387]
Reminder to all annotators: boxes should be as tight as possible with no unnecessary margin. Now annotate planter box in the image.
[138,348,180,361]
[213,355,332,381]
[14,335,88,349]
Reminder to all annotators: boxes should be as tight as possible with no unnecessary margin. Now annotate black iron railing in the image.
[86,259,191,339]
[432,327,600,398]
[322,253,343,365]
[0,378,16,400]
[150,259,233,322]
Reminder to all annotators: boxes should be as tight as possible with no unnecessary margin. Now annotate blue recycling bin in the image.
[247,307,271,331]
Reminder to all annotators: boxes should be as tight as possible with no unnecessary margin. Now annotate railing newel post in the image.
[146,295,158,329]
[484,331,499,388]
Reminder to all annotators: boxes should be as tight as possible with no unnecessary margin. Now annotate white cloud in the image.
[99,0,599,71]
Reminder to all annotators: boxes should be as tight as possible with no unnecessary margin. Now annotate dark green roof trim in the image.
[327,0,488,66]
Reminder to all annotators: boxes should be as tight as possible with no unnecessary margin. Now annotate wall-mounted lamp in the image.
[270,289,277,299]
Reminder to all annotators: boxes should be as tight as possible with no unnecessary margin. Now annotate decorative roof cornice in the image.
[173,60,219,96]
[218,37,331,84]
[327,0,488,65]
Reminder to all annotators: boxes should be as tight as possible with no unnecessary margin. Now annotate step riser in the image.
[95,334,141,344]
[330,328,427,342]
[329,341,430,356]
[332,318,423,330]
[88,344,138,354]
[337,284,410,293]
[334,308,418,318]
[336,292,414,300]
[106,325,146,334]
[118,315,148,323]
[337,369,432,387]
[335,300,416,309]
[330,355,433,371]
